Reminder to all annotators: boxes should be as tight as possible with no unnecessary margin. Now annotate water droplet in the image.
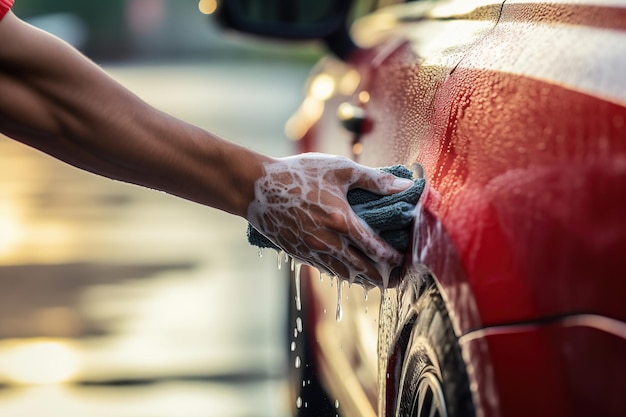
[304,402,308,408]
[294,263,302,311]
[323,308,327,315]
[364,289,369,301]
[277,250,284,270]
[302,380,306,387]
[335,400,340,409]
[258,248,263,258]
[295,356,301,368]
[296,317,303,333]
[291,341,296,352]
[294,329,298,338]
[296,397,302,409]
[336,284,343,322]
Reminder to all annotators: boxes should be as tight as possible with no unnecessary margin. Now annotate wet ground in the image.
[0,58,313,416]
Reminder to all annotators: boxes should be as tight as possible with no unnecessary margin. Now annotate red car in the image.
[216,1,626,416]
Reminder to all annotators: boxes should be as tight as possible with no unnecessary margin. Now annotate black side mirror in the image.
[214,0,357,60]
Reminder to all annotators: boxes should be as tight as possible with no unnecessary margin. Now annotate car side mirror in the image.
[214,0,358,60]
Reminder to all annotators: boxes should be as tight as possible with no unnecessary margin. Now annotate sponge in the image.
[247,165,425,252]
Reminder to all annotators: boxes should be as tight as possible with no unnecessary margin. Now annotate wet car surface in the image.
[237,0,626,416]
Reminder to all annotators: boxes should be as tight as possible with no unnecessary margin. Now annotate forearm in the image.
[72,105,270,217]
[0,12,269,216]
[0,11,414,286]
[41,93,269,216]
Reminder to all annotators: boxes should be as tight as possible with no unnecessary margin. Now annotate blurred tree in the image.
[12,0,131,59]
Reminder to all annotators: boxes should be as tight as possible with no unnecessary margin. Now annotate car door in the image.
[291,0,626,416]
[289,1,505,416]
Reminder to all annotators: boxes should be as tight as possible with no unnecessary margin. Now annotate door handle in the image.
[337,102,367,134]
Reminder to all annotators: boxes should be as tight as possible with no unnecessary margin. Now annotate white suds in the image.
[247,154,405,290]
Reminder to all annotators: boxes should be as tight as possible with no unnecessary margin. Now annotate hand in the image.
[246,153,414,288]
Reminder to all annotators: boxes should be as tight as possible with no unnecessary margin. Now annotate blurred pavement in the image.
[0,58,312,416]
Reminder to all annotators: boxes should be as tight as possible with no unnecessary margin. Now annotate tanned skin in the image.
[0,11,410,283]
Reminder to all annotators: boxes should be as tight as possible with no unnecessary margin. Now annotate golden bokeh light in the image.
[0,202,21,256]
[285,97,325,140]
[0,339,80,385]
[338,69,361,96]
[198,0,218,15]
[309,74,336,101]
[352,142,364,155]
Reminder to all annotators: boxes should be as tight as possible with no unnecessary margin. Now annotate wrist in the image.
[229,146,273,218]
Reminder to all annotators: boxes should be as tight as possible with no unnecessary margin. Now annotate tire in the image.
[287,268,336,417]
[397,280,475,417]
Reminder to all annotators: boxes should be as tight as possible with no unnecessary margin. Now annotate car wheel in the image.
[287,267,336,417]
[397,280,475,417]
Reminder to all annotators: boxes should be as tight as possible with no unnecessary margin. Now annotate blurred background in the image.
[0,1,324,415]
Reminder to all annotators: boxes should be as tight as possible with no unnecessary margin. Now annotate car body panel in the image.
[461,316,626,417]
[288,0,626,416]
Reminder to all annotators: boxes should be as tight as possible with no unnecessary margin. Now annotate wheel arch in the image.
[378,201,501,417]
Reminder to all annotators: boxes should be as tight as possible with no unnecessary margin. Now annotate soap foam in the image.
[247,153,403,289]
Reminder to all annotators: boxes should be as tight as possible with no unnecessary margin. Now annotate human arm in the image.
[0,11,264,217]
[0,11,411,285]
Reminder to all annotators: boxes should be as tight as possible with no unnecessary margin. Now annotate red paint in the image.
[295,1,626,416]
[462,320,626,417]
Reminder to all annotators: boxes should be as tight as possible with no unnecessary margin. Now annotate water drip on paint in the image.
[336,283,343,322]
[291,341,296,352]
[296,397,302,409]
[277,250,284,270]
[294,262,302,311]
[296,317,303,333]
[335,400,340,409]
[295,356,301,368]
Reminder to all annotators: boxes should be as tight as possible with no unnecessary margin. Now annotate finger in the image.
[349,211,402,260]
[314,246,383,286]
[343,213,405,287]
[350,165,414,195]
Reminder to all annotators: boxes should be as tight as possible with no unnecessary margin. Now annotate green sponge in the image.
[247,165,425,252]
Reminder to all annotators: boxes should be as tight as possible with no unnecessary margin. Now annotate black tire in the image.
[397,281,475,417]
[287,268,336,417]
